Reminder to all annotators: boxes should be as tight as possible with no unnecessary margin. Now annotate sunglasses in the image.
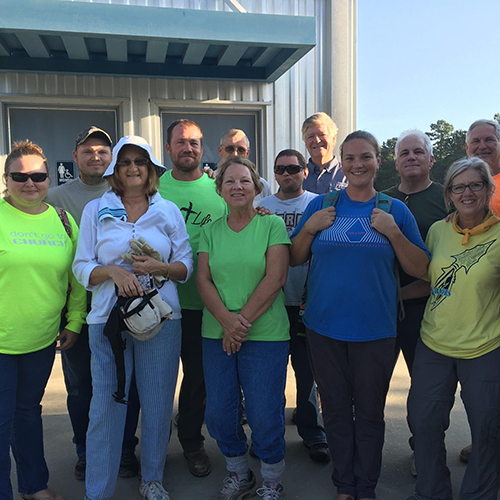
[223,146,248,155]
[274,164,303,175]
[116,158,149,167]
[8,172,48,183]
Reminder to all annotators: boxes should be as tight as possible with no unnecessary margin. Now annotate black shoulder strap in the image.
[55,207,72,238]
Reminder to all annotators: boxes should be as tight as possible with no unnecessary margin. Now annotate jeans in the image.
[61,322,140,458]
[203,338,289,464]
[287,306,326,446]
[307,329,396,499]
[0,343,56,500]
[85,320,181,500]
[178,309,206,452]
[408,340,500,500]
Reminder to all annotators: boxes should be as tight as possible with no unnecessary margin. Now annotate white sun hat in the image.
[103,135,167,178]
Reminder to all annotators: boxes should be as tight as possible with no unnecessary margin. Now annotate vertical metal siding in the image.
[2,0,355,189]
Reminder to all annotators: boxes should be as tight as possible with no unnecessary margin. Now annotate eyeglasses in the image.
[223,146,248,155]
[116,158,149,168]
[274,164,304,175]
[449,181,486,194]
[8,172,48,183]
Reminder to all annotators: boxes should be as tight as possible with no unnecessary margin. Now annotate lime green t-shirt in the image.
[159,171,227,310]
[0,199,87,354]
[421,219,500,359]
[198,214,291,341]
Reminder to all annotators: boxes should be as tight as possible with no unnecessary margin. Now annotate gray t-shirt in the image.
[258,190,318,306]
[46,178,108,225]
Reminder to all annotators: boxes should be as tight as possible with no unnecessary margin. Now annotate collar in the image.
[308,156,340,174]
[452,210,500,245]
[97,189,161,222]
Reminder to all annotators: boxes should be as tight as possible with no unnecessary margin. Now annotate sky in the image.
[357,0,499,144]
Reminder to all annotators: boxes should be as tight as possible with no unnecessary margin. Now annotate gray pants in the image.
[408,339,500,500]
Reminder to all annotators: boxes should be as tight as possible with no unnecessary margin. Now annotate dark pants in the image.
[178,309,206,452]
[395,300,427,376]
[287,306,326,446]
[394,300,427,451]
[408,340,500,500]
[307,329,396,499]
[61,323,139,457]
[0,343,55,500]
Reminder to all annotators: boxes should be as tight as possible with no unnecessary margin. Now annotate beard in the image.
[172,154,201,172]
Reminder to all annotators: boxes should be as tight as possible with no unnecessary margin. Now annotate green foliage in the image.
[374,114,500,191]
[374,137,398,191]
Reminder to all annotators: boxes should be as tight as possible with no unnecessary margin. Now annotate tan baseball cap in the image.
[75,126,113,148]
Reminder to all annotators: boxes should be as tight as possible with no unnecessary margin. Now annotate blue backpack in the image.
[299,190,404,329]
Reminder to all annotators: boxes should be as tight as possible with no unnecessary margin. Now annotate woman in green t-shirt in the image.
[0,141,86,500]
[197,157,290,500]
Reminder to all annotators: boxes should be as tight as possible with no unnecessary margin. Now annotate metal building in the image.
[0,0,357,189]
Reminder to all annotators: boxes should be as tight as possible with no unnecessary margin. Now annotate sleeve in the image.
[394,199,431,258]
[65,215,87,333]
[197,224,210,254]
[72,202,101,290]
[268,216,291,247]
[167,206,194,284]
[421,223,438,282]
[290,195,325,239]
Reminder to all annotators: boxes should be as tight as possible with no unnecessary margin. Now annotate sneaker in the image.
[119,449,139,478]
[140,481,170,500]
[410,452,417,477]
[216,470,256,500]
[75,455,86,481]
[256,482,285,500]
[307,443,331,463]
[184,447,212,477]
[459,444,472,463]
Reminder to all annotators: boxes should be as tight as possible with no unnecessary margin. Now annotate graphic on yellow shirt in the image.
[430,239,495,310]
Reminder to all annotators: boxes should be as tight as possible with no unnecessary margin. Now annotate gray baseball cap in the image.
[75,126,113,148]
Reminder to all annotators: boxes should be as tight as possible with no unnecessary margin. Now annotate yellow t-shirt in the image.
[421,219,500,358]
[0,200,86,354]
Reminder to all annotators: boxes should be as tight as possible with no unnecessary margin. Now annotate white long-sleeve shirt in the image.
[73,190,193,324]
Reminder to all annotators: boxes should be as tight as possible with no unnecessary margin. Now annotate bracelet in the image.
[165,263,170,281]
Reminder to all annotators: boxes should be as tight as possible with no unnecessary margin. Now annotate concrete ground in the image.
[11,354,479,500]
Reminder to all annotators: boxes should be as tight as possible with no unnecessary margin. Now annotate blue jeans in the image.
[0,343,56,500]
[287,306,326,446]
[85,320,181,500]
[203,338,289,464]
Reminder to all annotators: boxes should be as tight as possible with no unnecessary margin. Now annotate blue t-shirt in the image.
[292,190,429,341]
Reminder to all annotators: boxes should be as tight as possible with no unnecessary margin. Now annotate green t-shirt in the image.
[159,170,227,310]
[198,214,291,341]
[421,219,500,359]
[0,199,86,354]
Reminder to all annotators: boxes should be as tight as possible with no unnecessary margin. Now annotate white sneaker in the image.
[140,481,170,500]
[256,482,285,500]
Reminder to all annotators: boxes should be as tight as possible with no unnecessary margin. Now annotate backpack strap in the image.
[374,192,405,321]
[322,189,341,209]
[55,207,72,238]
[375,192,392,213]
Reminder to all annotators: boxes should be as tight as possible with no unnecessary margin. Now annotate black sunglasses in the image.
[9,172,48,183]
[274,164,303,175]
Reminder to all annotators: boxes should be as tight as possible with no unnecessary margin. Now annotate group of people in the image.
[1,112,500,500]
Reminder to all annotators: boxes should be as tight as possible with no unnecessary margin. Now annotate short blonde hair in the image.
[215,156,263,196]
[301,112,338,141]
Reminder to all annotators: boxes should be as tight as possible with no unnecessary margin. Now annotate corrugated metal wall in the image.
[1,0,355,187]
